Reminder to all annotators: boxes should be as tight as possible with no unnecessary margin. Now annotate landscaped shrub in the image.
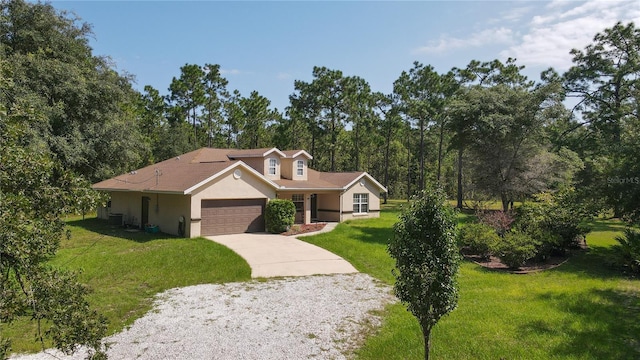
[513,202,546,234]
[527,228,564,261]
[476,210,514,236]
[614,228,640,274]
[544,209,590,252]
[514,188,592,256]
[494,231,539,269]
[457,223,500,259]
[265,199,296,233]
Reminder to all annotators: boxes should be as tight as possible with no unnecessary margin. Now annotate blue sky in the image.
[51,1,640,112]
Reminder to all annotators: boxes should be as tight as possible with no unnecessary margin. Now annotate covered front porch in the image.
[277,191,342,224]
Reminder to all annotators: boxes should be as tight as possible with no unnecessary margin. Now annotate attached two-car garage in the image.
[200,199,266,236]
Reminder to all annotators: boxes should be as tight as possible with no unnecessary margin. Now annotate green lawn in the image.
[302,201,640,360]
[5,216,251,354]
[6,206,640,359]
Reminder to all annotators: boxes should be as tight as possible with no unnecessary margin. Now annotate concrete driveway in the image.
[206,223,358,278]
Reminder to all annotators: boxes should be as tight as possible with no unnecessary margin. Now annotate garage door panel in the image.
[201,199,265,235]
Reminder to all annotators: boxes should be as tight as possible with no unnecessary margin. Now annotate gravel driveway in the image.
[11,274,395,360]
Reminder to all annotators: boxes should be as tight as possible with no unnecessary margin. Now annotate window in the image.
[296,160,304,176]
[268,158,277,175]
[353,193,368,214]
[292,194,304,212]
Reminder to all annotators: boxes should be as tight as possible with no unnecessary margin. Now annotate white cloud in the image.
[414,27,515,54]
[503,0,640,70]
[220,68,242,75]
[499,5,534,23]
[276,72,293,80]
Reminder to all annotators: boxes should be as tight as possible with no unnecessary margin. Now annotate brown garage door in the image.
[201,199,266,236]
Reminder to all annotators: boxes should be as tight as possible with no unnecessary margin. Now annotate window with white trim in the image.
[296,160,304,176]
[353,193,369,214]
[268,158,277,175]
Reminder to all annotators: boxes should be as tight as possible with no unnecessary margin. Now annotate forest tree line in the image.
[2,0,640,221]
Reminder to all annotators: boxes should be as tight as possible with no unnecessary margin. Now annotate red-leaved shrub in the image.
[476,210,514,236]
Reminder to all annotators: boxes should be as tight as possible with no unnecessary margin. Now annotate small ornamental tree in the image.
[265,199,296,233]
[387,186,460,360]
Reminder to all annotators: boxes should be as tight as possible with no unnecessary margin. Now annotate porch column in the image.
[305,193,312,224]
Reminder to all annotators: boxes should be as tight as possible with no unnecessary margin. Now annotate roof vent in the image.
[176,156,181,161]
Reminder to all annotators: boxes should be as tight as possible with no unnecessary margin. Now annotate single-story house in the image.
[92,147,387,237]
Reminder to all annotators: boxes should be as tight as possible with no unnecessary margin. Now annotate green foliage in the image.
[387,188,460,359]
[394,62,459,191]
[237,91,280,149]
[493,231,539,269]
[0,163,108,358]
[563,22,640,220]
[614,228,640,274]
[25,267,107,357]
[1,0,146,182]
[1,54,106,359]
[5,217,251,354]
[301,207,640,360]
[167,63,234,148]
[457,223,500,259]
[459,83,563,210]
[265,199,296,233]
[514,189,592,257]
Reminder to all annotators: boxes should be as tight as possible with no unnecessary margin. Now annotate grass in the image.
[5,216,251,354]
[301,200,640,360]
[6,204,639,359]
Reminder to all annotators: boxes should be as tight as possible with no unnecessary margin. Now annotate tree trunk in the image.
[436,118,445,183]
[354,120,360,171]
[457,147,463,209]
[501,193,509,212]
[192,107,198,148]
[422,325,432,360]
[330,112,337,172]
[292,118,299,149]
[310,125,316,169]
[419,118,425,191]
[383,125,391,204]
[207,114,212,148]
[407,136,412,201]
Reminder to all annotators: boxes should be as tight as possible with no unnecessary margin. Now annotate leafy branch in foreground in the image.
[1,76,107,359]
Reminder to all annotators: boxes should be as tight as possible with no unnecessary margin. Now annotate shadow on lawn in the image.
[551,244,632,281]
[587,218,627,233]
[67,217,177,243]
[349,225,394,246]
[519,288,640,359]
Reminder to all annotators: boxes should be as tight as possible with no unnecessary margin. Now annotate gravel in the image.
[11,273,395,360]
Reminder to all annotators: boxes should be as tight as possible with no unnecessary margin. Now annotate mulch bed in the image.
[464,254,572,274]
[282,223,327,236]
[463,242,588,274]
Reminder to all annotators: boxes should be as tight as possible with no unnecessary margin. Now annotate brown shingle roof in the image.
[191,148,234,163]
[281,150,313,159]
[93,148,386,194]
[273,169,364,189]
[227,148,284,158]
[92,148,246,193]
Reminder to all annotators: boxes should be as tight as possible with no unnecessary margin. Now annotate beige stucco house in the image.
[93,147,387,237]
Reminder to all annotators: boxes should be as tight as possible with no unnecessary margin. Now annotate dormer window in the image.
[296,160,304,176]
[268,158,277,175]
